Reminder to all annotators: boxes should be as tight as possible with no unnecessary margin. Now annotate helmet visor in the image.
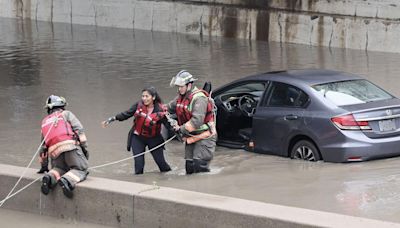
[170,76,187,87]
[169,76,177,87]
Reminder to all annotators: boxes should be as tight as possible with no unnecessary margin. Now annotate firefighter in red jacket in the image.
[40,95,89,199]
[168,70,217,174]
[102,86,171,175]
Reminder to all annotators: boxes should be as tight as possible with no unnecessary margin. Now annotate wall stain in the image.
[287,0,302,11]
[116,212,121,223]
[317,15,324,46]
[382,21,390,32]
[329,18,334,48]
[221,7,238,38]
[256,10,269,41]
[208,7,218,36]
[278,13,283,43]
[14,0,23,18]
[241,0,269,9]
[248,18,252,40]
[308,0,316,11]
[199,10,204,36]
[340,20,346,48]
[51,0,54,23]
[25,0,32,19]
[186,21,200,32]
[284,14,299,43]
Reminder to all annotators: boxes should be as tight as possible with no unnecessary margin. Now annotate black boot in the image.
[59,177,74,199]
[160,164,171,173]
[160,167,171,173]
[41,174,52,195]
[135,169,144,175]
[194,159,210,173]
[185,160,194,175]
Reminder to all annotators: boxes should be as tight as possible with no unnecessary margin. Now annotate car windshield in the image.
[312,79,393,106]
[227,83,265,93]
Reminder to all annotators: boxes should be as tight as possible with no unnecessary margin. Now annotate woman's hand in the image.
[101,116,116,128]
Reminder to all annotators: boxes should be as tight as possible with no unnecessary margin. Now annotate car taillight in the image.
[331,114,372,130]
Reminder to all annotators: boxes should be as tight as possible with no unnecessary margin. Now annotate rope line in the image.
[0,177,41,205]
[0,134,176,206]
[88,135,176,170]
[0,121,55,207]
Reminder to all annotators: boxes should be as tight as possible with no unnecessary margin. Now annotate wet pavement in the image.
[2,17,400,223]
[0,208,112,228]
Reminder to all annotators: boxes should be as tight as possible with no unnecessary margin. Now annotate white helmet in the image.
[44,95,67,109]
[170,70,197,87]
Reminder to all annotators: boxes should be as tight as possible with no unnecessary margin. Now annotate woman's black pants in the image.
[131,134,171,174]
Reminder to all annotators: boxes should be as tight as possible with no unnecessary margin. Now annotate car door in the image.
[252,82,309,156]
[214,81,267,142]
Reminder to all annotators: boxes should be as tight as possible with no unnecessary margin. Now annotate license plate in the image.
[378,119,397,132]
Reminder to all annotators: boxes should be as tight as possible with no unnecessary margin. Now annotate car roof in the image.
[239,69,363,86]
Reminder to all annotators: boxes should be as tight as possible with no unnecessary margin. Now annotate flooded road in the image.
[2,18,400,223]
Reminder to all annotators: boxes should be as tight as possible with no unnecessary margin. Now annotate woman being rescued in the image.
[101,86,171,174]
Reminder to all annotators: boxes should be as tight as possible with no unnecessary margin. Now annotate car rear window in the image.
[312,79,393,106]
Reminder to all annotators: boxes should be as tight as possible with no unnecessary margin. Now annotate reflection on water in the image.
[337,171,400,218]
[2,18,400,223]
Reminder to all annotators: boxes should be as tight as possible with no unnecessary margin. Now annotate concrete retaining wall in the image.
[0,164,399,228]
[1,0,400,52]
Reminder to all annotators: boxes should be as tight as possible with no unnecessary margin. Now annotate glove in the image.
[102,116,116,128]
[37,152,49,174]
[80,141,89,160]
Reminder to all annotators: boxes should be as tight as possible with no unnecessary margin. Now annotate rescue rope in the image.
[88,135,176,170]
[0,177,41,206]
[0,134,176,206]
[0,120,56,207]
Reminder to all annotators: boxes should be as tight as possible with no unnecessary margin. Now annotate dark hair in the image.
[142,86,163,104]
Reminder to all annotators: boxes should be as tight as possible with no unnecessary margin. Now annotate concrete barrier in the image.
[0,0,400,52]
[1,164,400,228]
[1,0,400,52]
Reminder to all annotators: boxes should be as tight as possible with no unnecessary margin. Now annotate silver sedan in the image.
[213,69,400,162]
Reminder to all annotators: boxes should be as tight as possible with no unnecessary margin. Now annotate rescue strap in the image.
[0,135,176,206]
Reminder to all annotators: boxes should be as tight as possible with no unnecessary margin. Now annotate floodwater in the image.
[2,17,400,224]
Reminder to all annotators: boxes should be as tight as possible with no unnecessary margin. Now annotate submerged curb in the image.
[0,164,399,228]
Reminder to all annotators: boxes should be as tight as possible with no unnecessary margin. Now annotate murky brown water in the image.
[2,18,400,223]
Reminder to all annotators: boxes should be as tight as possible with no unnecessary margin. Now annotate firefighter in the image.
[102,86,171,175]
[168,70,217,174]
[40,95,89,199]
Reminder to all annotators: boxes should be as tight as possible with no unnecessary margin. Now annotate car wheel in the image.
[290,140,321,162]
